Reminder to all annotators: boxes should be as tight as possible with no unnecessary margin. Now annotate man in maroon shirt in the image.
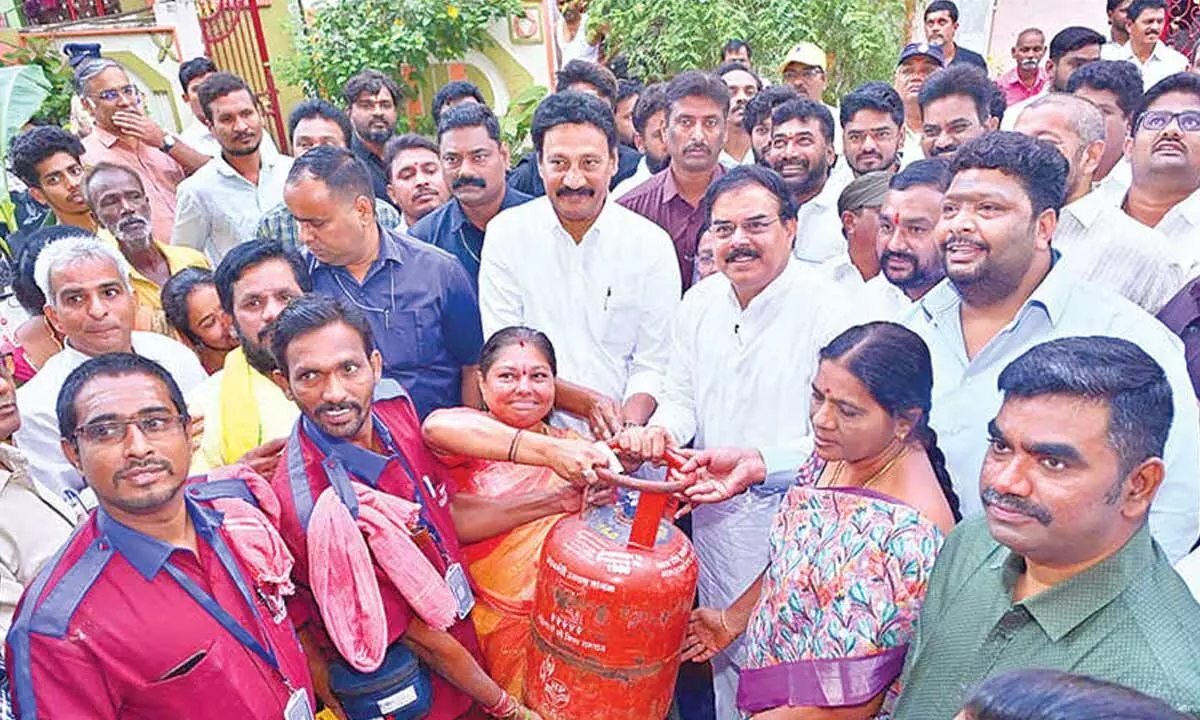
[619,71,729,290]
[6,353,315,719]
[267,294,535,720]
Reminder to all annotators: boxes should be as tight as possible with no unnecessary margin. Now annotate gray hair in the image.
[1021,92,1106,146]
[73,57,123,97]
[34,235,133,308]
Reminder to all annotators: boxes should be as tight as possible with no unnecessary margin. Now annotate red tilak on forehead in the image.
[518,339,526,347]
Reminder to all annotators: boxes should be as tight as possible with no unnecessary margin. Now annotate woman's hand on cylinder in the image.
[547,438,612,487]
[679,447,767,505]
[682,607,740,663]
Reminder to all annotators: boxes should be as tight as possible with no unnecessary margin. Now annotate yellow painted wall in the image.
[256,0,302,136]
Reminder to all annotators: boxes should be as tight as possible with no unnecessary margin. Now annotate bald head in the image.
[1014,93,1106,203]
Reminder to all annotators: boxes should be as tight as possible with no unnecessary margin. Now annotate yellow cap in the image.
[778,42,828,74]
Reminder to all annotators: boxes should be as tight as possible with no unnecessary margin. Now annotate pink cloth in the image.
[307,481,458,672]
[81,125,184,242]
[998,66,1050,106]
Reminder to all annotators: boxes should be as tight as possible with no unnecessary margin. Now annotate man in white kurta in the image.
[616,165,851,718]
[479,92,681,437]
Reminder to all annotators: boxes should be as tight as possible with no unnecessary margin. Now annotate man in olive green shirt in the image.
[892,336,1200,718]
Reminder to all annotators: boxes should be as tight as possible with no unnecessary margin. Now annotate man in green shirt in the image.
[892,336,1200,718]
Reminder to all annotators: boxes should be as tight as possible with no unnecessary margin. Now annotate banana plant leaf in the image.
[0,64,52,241]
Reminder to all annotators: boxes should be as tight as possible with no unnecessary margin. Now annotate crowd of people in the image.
[2,0,1200,717]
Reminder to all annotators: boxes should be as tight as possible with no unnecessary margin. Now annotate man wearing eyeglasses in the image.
[6,353,317,719]
[74,58,208,243]
[1122,73,1200,268]
[777,42,843,160]
[612,164,852,718]
[13,235,206,507]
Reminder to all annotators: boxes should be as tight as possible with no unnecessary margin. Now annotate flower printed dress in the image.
[737,455,945,718]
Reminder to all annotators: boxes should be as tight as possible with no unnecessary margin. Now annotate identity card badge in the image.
[444,562,476,619]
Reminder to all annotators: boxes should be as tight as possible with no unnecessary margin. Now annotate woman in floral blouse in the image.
[685,322,961,719]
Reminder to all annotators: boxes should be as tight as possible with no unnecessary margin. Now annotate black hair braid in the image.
[918,423,962,523]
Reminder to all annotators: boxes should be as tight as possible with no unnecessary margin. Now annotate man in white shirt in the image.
[480,91,680,439]
[14,235,206,505]
[613,165,851,718]
[172,73,294,262]
[177,58,278,161]
[1121,73,1200,266]
[611,83,669,199]
[901,131,1199,562]
[1067,60,1145,202]
[821,170,889,291]
[716,62,760,169]
[1101,0,1188,91]
[766,99,846,265]
[1014,92,1186,312]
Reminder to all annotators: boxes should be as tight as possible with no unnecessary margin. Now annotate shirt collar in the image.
[663,165,722,205]
[212,151,281,179]
[919,251,1071,327]
[804,175,841,210]
[91,125,122,149]
[723,257,801,313]
[1166,186,1200,227]
[1060,189,1108,230]
[96,497,223,581]
[1003,524,1155,642]
[301,411,396,487]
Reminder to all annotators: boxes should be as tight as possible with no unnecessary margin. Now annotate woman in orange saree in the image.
[422,326,615,701]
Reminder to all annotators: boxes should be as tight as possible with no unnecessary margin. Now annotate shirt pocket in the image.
[377,306,441,368]
[600,297,641,356]
[128,639,254,716]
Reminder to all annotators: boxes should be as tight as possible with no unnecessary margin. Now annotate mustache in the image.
[981,487,1054,526]
[316,400,363,417]
[452,175,487,190]
[115,458,173,482]
[930,144,959,158]
[725,247,761,262]
[117,215,147,231]
[684,142,713,155]
[557,186,595,198]
[880,250,917,267]
[943,233,986,252]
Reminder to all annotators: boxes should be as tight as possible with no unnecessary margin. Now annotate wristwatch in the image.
[160,134,177,154]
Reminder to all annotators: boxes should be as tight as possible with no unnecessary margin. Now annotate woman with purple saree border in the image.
[684,321,962,719]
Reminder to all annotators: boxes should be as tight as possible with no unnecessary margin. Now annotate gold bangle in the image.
[508,428,524,463]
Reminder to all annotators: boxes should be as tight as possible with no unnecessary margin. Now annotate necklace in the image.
[823,444,906,490]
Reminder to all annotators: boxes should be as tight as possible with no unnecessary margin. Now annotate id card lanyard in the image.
[163,528,296,694]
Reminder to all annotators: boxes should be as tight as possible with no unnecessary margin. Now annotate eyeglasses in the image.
[709,215,781,240]
[72,413,186,446]
[91,85,140,103]
[783,67,824,81]
[1138,110,1200,133]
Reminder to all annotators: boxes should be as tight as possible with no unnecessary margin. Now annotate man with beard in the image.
[188,240,309,475]
[267,294,538,719]
[840,81,904,176]
[481,92,679,439]
[891,337,1200,717]
[1102,0,1187,90]
[342,69,403,208]
[717,62,760,168]
[894,42,945,168]
[923,0,987,70]
[15,235,206,504]
[1068,60,1144,201]
[612,82,671,198]
[612,165,851,717]
[998,29,1049,106]
[621,71,729,289]
[6,353,317,719]
[286,147,483,419]
[743,85,801,166]
[1109,0,1133,45]
[1121,73,1200,266]
[1002,26,1106,130]
[767,99,845,265]
[898,131,1199,562]
[1015,93,1184,313]
[919,65,998,160]
[173,73,294,262]
[409,104,532,285]
[7,127,98,252]
[383,134,451,232]
[256,99,405,248]
[615,79,642,149]
[85,163,210,337]
[865,158,951,318]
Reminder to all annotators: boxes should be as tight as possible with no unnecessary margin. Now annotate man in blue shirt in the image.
[408,104,531,285]
[282,146,483,418]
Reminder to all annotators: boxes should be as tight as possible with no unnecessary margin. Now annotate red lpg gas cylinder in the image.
[526,456,699,720]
